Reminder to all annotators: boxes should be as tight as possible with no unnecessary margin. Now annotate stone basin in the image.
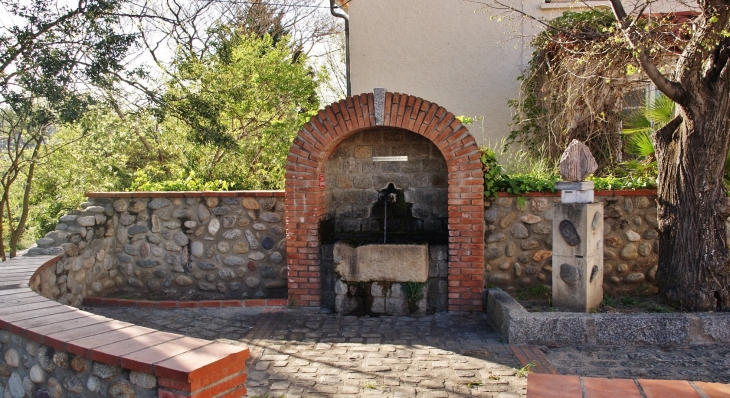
[333,242,429,282]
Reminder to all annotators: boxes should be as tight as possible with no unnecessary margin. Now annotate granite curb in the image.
[486,288,730,345]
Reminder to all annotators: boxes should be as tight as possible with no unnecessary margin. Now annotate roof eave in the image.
[334,0,349,14]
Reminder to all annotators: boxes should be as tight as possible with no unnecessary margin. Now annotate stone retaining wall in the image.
[29,191,286,303]
[1,255,249,398]
[0,328,154,398]
[484,191,660,295]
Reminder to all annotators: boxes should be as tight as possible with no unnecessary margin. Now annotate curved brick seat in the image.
[2,254,249,398]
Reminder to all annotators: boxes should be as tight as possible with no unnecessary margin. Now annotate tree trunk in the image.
[8,141,41,258]
[607,0,730,311]
[653,103,730,311]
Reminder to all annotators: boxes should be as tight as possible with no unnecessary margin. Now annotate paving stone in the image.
[85,306,729,398]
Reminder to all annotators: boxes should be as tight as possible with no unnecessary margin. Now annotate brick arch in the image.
[285,91,484,311]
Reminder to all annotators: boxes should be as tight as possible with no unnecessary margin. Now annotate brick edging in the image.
[84,296,288,309]
[85,190,285,198]
[5,254,251,397]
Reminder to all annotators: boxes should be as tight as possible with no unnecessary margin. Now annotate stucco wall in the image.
[347,0,691,146]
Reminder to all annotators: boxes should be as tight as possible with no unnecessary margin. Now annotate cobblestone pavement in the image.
[88,307,527,397]
[87,306,730,397]
[542,344,730,383]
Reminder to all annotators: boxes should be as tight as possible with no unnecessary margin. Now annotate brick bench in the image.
[2,254,249,398]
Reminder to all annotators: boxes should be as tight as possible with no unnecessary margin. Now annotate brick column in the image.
[285,91,484,311]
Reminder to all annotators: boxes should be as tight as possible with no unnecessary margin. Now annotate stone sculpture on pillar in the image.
[552,139,603,312]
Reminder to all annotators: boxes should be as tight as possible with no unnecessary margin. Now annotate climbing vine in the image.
[508,9,693,170]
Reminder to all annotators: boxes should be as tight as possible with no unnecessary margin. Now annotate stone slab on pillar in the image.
[556,181,595,204]
[552,202,604,312]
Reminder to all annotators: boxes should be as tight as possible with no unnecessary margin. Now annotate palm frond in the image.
[646,94,675,128]
[625,131,654,157]
[621,109,651,135]
[622,92,675,135]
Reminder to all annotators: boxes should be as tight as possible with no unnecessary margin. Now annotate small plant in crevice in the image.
[401,281,430,312]
[527,283,551,299]
[602,293,616,307]
[362,381,378,389]
[621,297,638,307]
[465,380,483,388]
[515,361,537,378]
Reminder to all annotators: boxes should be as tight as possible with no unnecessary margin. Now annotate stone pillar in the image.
[552,140,603,312]
[552,182,603,311]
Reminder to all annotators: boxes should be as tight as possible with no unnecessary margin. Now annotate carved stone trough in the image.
[333,243,429,315]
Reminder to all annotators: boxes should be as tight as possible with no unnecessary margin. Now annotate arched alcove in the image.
[285,91,484,311]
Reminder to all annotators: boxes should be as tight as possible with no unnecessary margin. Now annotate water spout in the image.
[381,191,397,243]
[383,198,387,243]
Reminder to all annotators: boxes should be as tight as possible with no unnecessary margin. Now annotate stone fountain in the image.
[332,185,430,315]
[552,140,604,312]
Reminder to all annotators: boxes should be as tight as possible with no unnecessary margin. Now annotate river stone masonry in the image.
[484,192,666,295]
[28,192,287,302]
[0,329,152,398]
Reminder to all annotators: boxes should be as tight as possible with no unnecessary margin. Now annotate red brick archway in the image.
[285,91,484,311]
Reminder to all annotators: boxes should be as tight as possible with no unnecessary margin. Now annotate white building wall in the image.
[347,0,690,146]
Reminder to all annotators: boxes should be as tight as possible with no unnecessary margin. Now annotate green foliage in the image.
[480,143,658,197]
[532,10,618,50]
[508,9,628,166]
[622,94,676,137]
[621,297,639,306]
[501,174,559,196]
[622,93,676,159]
[624,132,655,159]
[455,115,474,125]
[515,361,537,378]
[588,175,657,190]
[602,293,616,307]
[508,9,689,170]
[480,147,505,198]
[516,283,551,301]
[401,281,429,306]
[480,146,558,197]
[0,0,138,257]
[129,170,234,192]
[25,109,152,241]
[528,283,551,299]
[160,30,318,189]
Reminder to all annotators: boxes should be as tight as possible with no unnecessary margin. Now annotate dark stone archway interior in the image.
[319,127,449,311]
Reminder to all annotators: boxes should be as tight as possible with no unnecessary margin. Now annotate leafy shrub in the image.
[480,144,658,197]
[129,170,235,191]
